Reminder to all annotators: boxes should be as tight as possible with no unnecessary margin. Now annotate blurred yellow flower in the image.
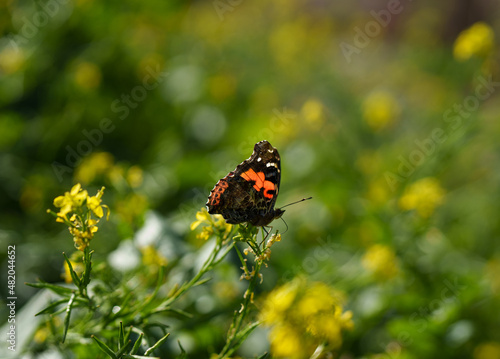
[362,244,399,280]
[0,46,25,74]
[74,152,114,184]
[141,245,168,267]
[260,278,353,357]
[191,208,232,241]
[485,259,500,295]
[362,91,400,131]
[190,208,212,230]
[74,61,102,90]
[269,324,305,359]
[260,279,299,325]
[209,73,237,102]
[301,99,326,131]
[399,177,445,218]
[115,193,148,224]
[474,342,500,359]
[127,165,144,188]
[453,22,495,61]
[269,20,307,69]
[34,317,62,344]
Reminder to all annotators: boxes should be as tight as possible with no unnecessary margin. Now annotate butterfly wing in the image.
[207,140,281,225]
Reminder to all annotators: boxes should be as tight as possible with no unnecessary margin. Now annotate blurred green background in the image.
[1,0,500,357]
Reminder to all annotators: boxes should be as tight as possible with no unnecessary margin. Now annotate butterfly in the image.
[206,140,285,226]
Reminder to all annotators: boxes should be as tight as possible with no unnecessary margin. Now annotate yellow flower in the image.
[190,208,212,230]
[50,184,109,251]
[127,165,144,188]
[74,152,114,184]
[485,259,500,295]
[474,342,500,359]
[362,244,399,280]
[259,279,299,325]
[191,208,232,241]
[0,46,25,74]
[141,245,168,267]
[74,61,102,90]
[87,187,107,219]
[297,282,339,316]
[269,324,306,359]
[53,183,88,220]
[301,99,325,131]
[453,22,495,61]
[260,279,353,357]
[362,90,400,131]
[399,177,445,218]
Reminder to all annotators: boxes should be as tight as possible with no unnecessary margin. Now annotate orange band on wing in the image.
[241,169,275,199]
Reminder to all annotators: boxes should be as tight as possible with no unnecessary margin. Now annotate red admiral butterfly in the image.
[206,140,284,226]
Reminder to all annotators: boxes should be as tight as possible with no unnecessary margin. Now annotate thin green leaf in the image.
[116,340,131,357]
[82,249,94,287]
[177,340,187,359]
[119,322,125,348]
[129,332,144,355]
[122,355,159,359]
[192,277,212,287]
[92,335,118,359]
[123,325,133,349]
[62,293,76,343]
[137,266,164,313]
[151,307,192,318]
[25,281,74,296]
[144,333,170,356]
[35,299,69,316]
[63,252,81,287]
[233,321,260,349]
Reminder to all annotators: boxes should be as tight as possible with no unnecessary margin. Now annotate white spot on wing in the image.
[267,149,274,153]
[257,157,262,162]
[266,162,277,167]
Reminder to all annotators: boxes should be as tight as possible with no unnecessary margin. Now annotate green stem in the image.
[217,229,265,358]
[218,260,262,358]
[151,239,234,315]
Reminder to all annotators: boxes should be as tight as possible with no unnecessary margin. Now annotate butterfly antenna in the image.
[280,196,312,209]
[280,217,289,234]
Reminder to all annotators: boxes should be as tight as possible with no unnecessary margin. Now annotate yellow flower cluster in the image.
[474,342,500,359]
[50,183,108,251]
[362,244,399,280]
[191,208,232,241]
[453,22,495,61]
[362,90,400,131]
[399,177,445,218]
[73,61,102,90]
[259,279,353,358]
[74,152,144,189]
